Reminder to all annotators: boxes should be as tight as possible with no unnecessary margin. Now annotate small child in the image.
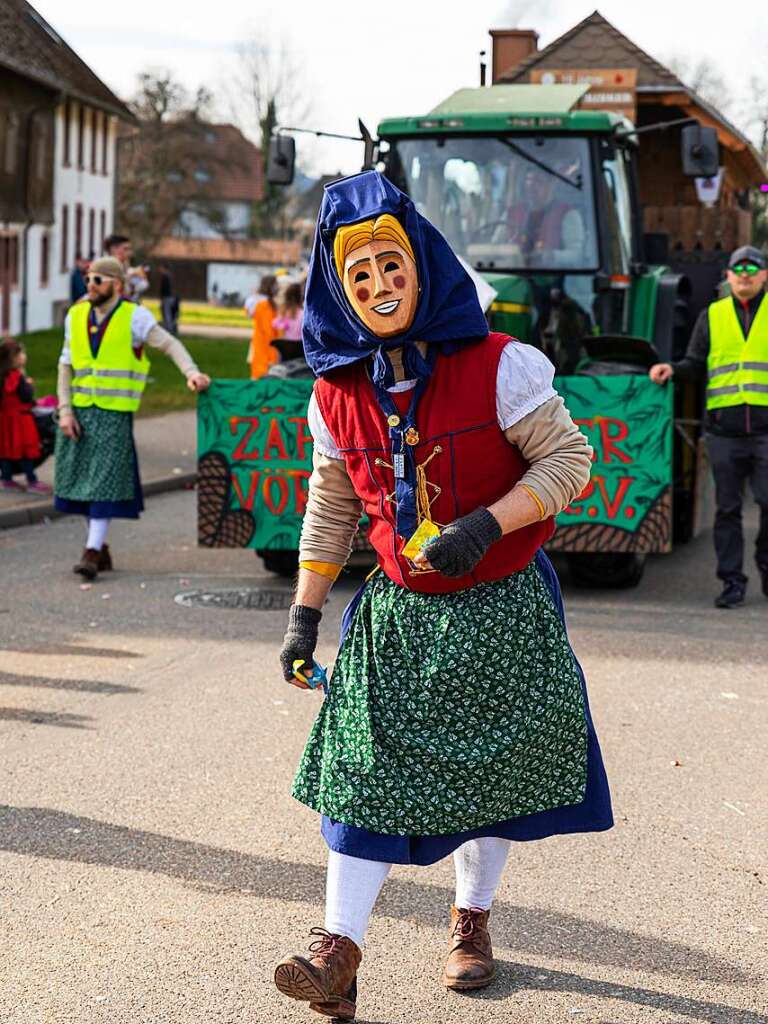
[0,340,50,493]
[272,282,304,341]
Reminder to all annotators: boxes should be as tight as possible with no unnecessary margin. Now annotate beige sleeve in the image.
[57,362,73,415]
[299,451,363,565]
[505,395,593,517]
[146,324,199,377]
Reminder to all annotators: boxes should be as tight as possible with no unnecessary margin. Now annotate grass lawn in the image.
[19,327,250,417]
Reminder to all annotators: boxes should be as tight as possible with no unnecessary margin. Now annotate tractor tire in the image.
[567,552,646,589]
[258,550,299,578]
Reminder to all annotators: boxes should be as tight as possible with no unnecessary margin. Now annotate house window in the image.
[90,110,98,173]
[193,167,211,183]
[34,116,49,181]
[63,99,71,166]
[101,114,108,174]
[100,209,106,251]
[3,111,19,174]
[40,233,50,286]
[60,204,69,271]
[9,236,18,287]
[74,203,83,259]
[77,103,85,169]
[88,208,95,257]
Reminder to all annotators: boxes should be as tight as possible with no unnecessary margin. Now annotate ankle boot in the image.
[97,544,113,571]
[443,905,495,991]
[274,927,362,1020]
[73,548,100,581]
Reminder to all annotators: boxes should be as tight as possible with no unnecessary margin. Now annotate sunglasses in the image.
[730,263,763,276]
[85,273,115,285]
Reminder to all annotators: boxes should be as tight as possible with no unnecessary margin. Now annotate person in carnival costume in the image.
[274,171,613,1021]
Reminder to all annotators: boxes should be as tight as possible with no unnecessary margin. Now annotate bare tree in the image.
[739,75,768,247]
[221,33,314,238]
[117,70,237,257]
[663,53,733,115]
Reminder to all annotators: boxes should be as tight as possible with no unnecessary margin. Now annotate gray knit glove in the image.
[420,507,502,578]
[280,604,322,682]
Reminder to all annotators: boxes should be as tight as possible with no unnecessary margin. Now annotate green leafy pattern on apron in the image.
[292,563,588,836]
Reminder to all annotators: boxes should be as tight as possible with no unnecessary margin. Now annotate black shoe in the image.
[759,565,768,599]
[714,579,747,609]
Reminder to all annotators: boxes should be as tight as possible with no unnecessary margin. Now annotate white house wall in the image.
[17,102,118,334]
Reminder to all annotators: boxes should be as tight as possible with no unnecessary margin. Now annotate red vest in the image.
[314,333,554,593]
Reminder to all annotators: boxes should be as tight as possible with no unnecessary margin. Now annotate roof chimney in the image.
[489,29,539,84]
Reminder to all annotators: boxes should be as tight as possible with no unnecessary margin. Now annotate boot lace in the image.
[453,907,485,941]
[307,927,342,963]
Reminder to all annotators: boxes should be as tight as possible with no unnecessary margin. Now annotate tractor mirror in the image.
[681,124,719,178]
[267,135,295,186]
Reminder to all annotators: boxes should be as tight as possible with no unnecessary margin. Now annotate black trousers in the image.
[706,432,768,582]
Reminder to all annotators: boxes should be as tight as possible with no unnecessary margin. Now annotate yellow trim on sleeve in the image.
[520,484,547,521]
[299,560,343,581]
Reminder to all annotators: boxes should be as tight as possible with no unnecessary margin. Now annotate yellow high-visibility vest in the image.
[69,301,150,413]
[707,294,768,410]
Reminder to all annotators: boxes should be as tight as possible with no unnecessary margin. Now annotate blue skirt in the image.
[320,550,613,866]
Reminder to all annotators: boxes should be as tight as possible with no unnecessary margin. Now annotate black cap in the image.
[728,245,766,269]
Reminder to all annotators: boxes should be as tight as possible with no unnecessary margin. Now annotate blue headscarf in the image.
[302,170,489,386]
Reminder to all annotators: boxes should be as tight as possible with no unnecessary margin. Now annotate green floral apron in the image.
[54,406,135,502]
[292,563,588,836]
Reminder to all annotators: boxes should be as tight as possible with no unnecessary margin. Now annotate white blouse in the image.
[308,341,557,459]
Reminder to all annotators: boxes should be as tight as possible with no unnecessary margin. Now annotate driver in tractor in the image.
[506,154,587,269]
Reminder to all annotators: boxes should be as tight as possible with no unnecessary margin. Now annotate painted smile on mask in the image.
[342,239,418,338]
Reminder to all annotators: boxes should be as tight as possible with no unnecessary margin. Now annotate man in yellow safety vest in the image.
[54,256,210,580]
[649,245,768,608]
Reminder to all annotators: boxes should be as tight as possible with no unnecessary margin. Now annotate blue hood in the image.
[302,171,489,384]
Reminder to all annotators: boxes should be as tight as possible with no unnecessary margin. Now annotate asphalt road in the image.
[1,492,766,1024]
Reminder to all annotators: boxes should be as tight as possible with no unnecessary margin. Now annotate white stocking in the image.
[86,518,110,551]
[324,850,392,948]
[453,837,511,911]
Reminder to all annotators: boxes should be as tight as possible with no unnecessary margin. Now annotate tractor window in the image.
[601,147,634,273]
[390,135,598,273]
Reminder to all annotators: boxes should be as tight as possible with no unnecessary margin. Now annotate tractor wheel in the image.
[566,552,646,589]
[258,550,299,578]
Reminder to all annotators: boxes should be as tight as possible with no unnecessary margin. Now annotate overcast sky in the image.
[34,0,768,175]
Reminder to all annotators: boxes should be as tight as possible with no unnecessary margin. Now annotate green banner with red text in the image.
[550,373,674,553]
[197,374,673,553]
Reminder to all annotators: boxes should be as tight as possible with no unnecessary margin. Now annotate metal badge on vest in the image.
[69,300,150,413]
[707,294,768,410]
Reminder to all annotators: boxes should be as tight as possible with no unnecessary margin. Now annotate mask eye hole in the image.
[383,261,399,273]
[353,270,370,283]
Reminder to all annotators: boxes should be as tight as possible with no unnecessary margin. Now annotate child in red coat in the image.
[0,340,50,493]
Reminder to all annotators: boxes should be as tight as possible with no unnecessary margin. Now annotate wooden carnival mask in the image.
[334,215,419,339]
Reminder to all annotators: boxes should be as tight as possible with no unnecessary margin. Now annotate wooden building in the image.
[492,11,765,269]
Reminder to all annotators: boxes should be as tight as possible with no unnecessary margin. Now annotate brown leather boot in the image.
[443,905,495,991]
[73,548,100,581]
[274,928,362,1020]
[97,544,113,571]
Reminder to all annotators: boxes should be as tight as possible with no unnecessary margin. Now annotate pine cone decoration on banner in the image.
[197,451,231,546]
[215,509,255,548]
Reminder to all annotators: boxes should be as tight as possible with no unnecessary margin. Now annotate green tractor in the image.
[200,83,719,586]
[367,83,719,586]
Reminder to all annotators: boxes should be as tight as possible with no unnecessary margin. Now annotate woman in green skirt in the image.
[55,257,210,579]
[274,172,612,1021]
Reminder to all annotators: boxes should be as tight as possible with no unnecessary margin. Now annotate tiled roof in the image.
[194,123,264,203]
[152,236,301,265]
[498,10,683,88]
[0,0,133,119]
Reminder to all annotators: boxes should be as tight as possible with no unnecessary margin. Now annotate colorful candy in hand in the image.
[293,659,329,693]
